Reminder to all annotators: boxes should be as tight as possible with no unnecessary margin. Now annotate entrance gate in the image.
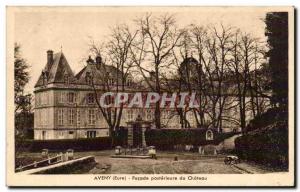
[132,123,143,147]
[126,115,151,147]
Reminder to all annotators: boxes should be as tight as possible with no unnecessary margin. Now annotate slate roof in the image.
[35,52,74,87]
[74,60,128,85]
[35,51,133,88]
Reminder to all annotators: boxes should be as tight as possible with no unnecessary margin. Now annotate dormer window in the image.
[127,78,132,86]
[64,74,69,84]
[42,71,48,85]
[87,93,95,104]
[87,77,92,85]
[42,75,47,85]
[109,78,114,85]
[86,72,92,85]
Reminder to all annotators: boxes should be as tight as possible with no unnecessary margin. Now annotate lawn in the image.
[16,150,278,174]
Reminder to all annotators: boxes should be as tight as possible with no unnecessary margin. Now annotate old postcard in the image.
[6,6,295,187]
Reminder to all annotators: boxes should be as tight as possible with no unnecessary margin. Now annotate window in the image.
[35,94,40,106]
[64,74,69,84]
[40,109,47,126]
[46,92,49,104]
[109,78,114,85]
[35,109,38,126]
[206,130,214,141]
[127,77,132,86]
[76,109,81,126]
[59,92,65,103]
[41,109,44,125]
[43,109,48,126]
[43,76,47,85]
[68,109,75,125]
[57,131,64,139]
[87,93,95,104]
[42,131,46,140]
[58,109,64,125]
[41,92,47,105]
[86,76,92,85]
[41,92,49,105]
[87,131,96,138]
[166,111,169,119]
[86,72,92,85]
[127,109,134,120]
[68,92,76,103]
[88,109,96,125]
[96,109,102,119]
[146,109,152,120]
[42,72,47,85]
[37,110,41,126]
[139,109,145,118]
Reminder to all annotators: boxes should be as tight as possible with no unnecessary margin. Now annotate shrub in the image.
[246,107,288,132]
[145,129,236,150]
[235,121,288,169]
[17,128,130,152]
[18,137,112,152]
[112,127,128,146]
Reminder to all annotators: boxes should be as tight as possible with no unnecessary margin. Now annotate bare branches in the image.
[85,13,269,132]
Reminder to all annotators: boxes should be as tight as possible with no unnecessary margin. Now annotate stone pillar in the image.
[141,121,151,147]
[198,146,202,154]
[127,123,133,146]
[126,118,151,148]
[142,127,146,147]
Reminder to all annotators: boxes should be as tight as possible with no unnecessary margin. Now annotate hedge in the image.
[235,121,288,169]
[17,128,237,152]
[17,137,112,152]
[16,128,130,152]
[247,107,288,132]
[112,127,128,146]
[145,129,236,150]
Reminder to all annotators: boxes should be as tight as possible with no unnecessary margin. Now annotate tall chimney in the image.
[47,50,53,64]
[86,55,94,65]
[95,55,102,69]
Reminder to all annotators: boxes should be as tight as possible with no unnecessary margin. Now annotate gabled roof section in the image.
[35,52,74,87]
[74,62,125,85]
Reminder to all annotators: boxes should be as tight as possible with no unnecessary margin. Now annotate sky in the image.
[13,7,268,94]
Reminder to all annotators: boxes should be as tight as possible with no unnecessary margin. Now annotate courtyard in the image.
[16,150,281,174]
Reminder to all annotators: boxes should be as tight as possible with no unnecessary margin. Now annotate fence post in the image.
[34,161,37,168]
[66,149,74,160]
[42,149,48,158]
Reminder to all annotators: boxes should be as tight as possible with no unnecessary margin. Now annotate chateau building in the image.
[34,50,268,140]
[34,50,184,140]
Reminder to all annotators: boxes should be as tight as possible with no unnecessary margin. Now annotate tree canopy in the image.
[14,43,30,112]
[265,12,289,109]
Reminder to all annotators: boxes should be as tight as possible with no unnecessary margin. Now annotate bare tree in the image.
[87,24,137,145]
[86,16,270,135]
[160,54,192,129]
[130,13,186,129]
[195,25,234,132]
[228,31,269,134]
[172,23,269,133]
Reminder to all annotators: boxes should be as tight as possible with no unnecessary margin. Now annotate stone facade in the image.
[34,50,269,140]
[33,51,190,140]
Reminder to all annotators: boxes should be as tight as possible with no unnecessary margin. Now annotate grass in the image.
[16,150,283,174]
